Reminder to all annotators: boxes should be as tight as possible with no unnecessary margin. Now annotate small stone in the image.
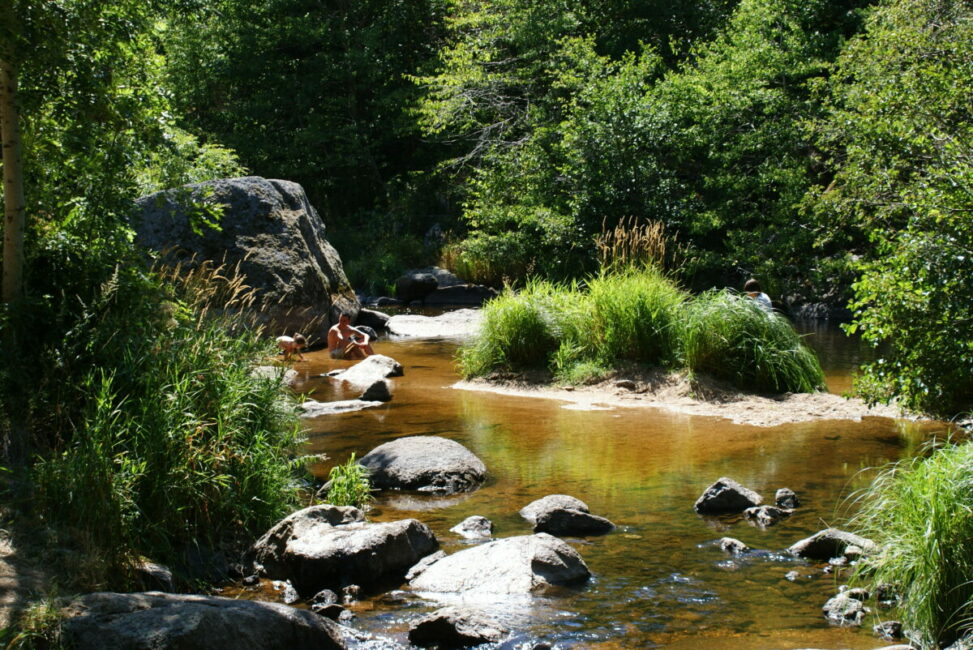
[694,477,763,514]
[775,487,800,509]
[743,505,791,527]
[242,574,259,587]
[311,603,346,621]
[784,570,800,581]
[271,580,299,605]
[342,584,361,605]
[719,537,750,554]
[874,620,904,641]
[450,515,494,539]
[823,592,869,626]
[360,379,392,402]
[614,379,637,391]
[311,589,338,606]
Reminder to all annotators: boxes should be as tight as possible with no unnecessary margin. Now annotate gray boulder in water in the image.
[408,607,507,647]
[134,176,358,341]
[250,505,438,597]
[333,354,404,388]
[519,495,614,536]
[693,477,763,514]
[359,436,487,494]
[408,533,590,594]
[788,528,878,560]
[61,591,346,649]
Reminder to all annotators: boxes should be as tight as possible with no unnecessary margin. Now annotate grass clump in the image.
[323,453,374,509]
[458,279,564,378]
[681,290,825,393]
[15,261,305,587]
[850,441,973,647]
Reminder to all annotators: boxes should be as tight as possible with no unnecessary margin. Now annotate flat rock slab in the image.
[788,528,878,560]
[360,436,487,494]
[387,309,483,340]
[408,533,590,595]
[694,477,763,514]
[333,354,404,388]
[408,606,506,647]
[298,399,383,417]
[251,505,438,597]
[61,591,346,650]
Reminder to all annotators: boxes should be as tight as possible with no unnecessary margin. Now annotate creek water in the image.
[287,320,946,649]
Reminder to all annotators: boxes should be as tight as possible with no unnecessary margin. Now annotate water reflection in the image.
[295,325,946,648]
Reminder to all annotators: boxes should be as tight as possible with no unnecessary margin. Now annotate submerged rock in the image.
[743,505,792,527]
[298,399,383,417]
[408,533,590,595]
[409,607,507,647]
[450,516,494,539]
[359,436,487,494]
[694,477,763,514]
[788,528,878,560]
[61,591,346,650]
[250,505,438,597]
[775,487,800,509]
[822,592,869,626]
[719,537,750,555]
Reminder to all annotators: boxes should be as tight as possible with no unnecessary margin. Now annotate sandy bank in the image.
[452,370,906,427]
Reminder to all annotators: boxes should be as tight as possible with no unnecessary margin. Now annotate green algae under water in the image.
[286,322,946,649]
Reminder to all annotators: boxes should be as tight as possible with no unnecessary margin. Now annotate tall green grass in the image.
[459,272,825,395]
[850,441,973,647]
[27,262,304,586]
[324,453,374,509]
[681,290,824,393]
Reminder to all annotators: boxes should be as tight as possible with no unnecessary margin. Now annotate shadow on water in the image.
[289,323,949,648]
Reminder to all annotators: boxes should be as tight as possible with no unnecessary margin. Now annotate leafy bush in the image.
[324,453,374,509]
[681,290,825,393]
[850,441,973,647]
[24,262,304,585]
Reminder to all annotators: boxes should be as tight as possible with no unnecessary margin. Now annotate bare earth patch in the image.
[452,369,905,427]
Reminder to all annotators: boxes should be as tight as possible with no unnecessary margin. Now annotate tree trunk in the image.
[1,57,25,304]
[0,57,26,466]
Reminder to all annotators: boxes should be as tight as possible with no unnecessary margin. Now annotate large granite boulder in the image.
[250,505,438,597]
[408,607,507,647]
[408,533,590,594]
[395,272,438,304]
[134,176,357,341]
[61,592,345,650]
[359,436,487,494]
[519,495,614,536]
[693,477,763,514]
[424,284,499,307]
[333,354,404,388]
[788,528,878,560]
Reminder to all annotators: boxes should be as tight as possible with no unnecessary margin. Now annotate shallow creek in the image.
[285,321,946,649]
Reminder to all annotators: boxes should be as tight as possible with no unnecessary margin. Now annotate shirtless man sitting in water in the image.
[327,312,375,360]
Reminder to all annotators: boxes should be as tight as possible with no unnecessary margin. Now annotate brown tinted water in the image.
[287,323,945,649]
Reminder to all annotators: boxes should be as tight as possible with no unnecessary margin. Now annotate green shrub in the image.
[324,453,374,509]
[681,290,824,393]
[586,268,687,366]
[850,441,973,647]
[27,262,305,585]
[457,280,563,377]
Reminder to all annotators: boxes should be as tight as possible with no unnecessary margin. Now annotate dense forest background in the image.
[2,0,972,421]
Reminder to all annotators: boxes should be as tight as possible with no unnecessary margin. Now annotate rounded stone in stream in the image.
[519,495,590,524]
[775,487,800,509]
[450,515,493,539]
[359,436,487,494]
[360,379,392,402]
[408,607,507,647]
[693,477,763,514]
[719,537,750,554]
[61,592,346,650]
[250,505,438,597]
[408,533,590,595]
[788,527,878,560]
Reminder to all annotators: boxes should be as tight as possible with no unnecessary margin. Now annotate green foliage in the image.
[681,290,825,393]
[24,264,304,581]
[459,270,821,393]
[851,441,973,647]
[812,0,973,417]
[0,595,64,649]
[457,280,565,377]
[586,268,686,365]
[324,453,374,509]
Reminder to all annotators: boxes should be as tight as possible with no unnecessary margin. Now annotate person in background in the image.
[744,278,773,312]
[328,312,375,359]
[276,333,307,361]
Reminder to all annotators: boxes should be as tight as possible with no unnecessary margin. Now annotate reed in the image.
[680,290,825,393]
[850,441,973,647]
[30,261,304,587]
[595,217,674,273]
